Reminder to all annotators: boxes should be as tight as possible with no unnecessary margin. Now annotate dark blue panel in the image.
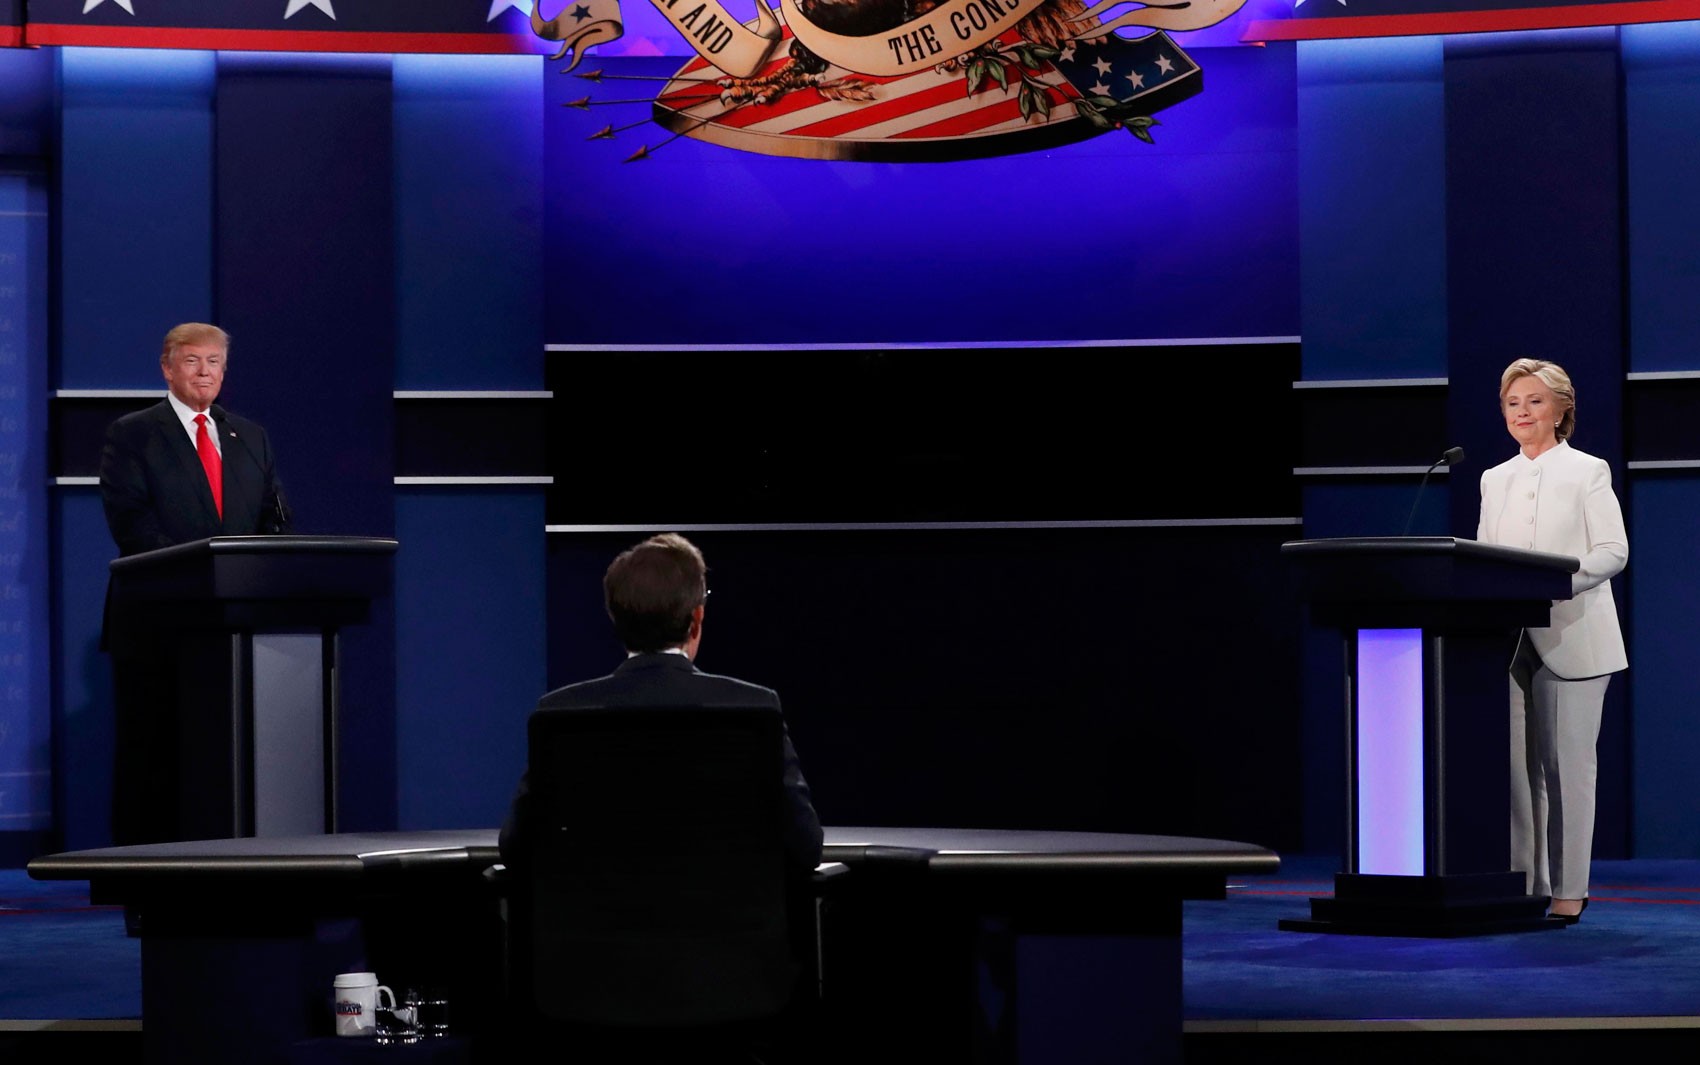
[1301,479,1451,541]
[0,172,51,846]
[0,48,52,158]
[394,488,545,829]
[1442,27,1628,858]
[1297,37,1447,380]
[1623,22,1700,374]
[58,48,217,387]
[213,53,397,537]
[393,55,544,389]
[543,45,1298,344]
[52,489,116,852]
[1443,27,1626,506]
[1629,475,1700,855]
[215,53,398,831]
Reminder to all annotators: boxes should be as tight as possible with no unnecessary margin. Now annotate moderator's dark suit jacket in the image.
[99,398,286,559]
[499,652,825,873]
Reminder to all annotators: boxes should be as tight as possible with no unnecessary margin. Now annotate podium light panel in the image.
[1356,628,1424,876]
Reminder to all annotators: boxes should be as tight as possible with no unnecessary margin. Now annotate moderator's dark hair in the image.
[603,533,707,652]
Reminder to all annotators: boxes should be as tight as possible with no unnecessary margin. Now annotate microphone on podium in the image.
[1401,446,1466,537]
[209,406,291,532]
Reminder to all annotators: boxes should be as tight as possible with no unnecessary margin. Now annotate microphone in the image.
[1401,446,1465,537]
[209,406,291,533]
[269,478,293,534]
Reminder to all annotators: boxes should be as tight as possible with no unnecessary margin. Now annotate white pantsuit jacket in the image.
[1477,440,1628,679]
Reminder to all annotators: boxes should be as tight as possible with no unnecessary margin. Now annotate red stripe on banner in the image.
[24,23,543,54]
[704,71,914,129]
[1243,0,1700,42]
[782,76,967,137]
[892,85,1069,138]
[0,26,21,48]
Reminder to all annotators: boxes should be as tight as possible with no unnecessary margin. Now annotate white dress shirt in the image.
[165,391,222,457]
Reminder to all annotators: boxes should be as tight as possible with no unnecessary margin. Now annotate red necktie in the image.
[195,413,223,520]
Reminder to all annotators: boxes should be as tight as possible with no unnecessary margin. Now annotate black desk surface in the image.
[28,827,1278,884]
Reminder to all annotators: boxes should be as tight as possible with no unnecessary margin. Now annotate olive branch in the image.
[958,41,1161,143]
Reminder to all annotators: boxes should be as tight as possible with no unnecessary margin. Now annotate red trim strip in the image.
[23,23,546,54]
[1243,0,1700,42]
[0,26,21,48]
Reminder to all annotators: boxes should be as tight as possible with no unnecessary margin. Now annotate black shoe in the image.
[1553,897,1590,925]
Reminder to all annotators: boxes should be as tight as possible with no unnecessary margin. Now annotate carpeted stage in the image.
[5,856,1700,1061]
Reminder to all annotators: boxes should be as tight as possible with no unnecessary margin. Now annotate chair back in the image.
[521,704,799,1027]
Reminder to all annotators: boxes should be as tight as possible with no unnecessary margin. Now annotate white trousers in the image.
[1508,635,1611,900]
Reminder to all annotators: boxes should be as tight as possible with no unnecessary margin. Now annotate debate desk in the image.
[29,827,1278,1064]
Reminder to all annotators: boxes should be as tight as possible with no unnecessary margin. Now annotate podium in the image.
[107,535,398,840]
[1280,536,1578,936]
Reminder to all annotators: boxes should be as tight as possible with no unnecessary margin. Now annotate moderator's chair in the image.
[499,704,830,1062]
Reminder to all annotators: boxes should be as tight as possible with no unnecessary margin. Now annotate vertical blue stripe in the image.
[214,53,398,830]
[1298,36,1447,380]
[1622,21,1700,374]
[57,48,216,387]
[52,490,116,850]
[0,172,50,833]
[1629,475,1700,855]
[393,55,543,390]
[395,489,545,828]
[1441,28,1630,859]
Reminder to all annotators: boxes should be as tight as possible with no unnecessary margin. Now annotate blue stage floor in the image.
[6,858,1700,1025]
[1190,855,1700,1023]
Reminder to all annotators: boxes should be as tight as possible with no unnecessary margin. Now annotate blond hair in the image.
[160,322,230,365]
[1499,358,1576,442]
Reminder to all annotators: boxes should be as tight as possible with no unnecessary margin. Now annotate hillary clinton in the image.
[1477,358,1627,923]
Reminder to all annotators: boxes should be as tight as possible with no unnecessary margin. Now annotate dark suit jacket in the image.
[500,653,825,873]
[99,398,287,558]
[98,398,289,842]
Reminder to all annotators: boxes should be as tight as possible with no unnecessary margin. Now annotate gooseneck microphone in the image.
[1401,446,1466,537]
[209,406,292,532]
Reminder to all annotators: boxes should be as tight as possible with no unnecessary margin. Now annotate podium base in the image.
[1278,872,1565,937]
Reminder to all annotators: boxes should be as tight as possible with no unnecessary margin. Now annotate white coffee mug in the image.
[333,972,396,1037]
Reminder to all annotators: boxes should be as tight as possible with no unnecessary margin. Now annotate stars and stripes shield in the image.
[641,25,1200,161]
